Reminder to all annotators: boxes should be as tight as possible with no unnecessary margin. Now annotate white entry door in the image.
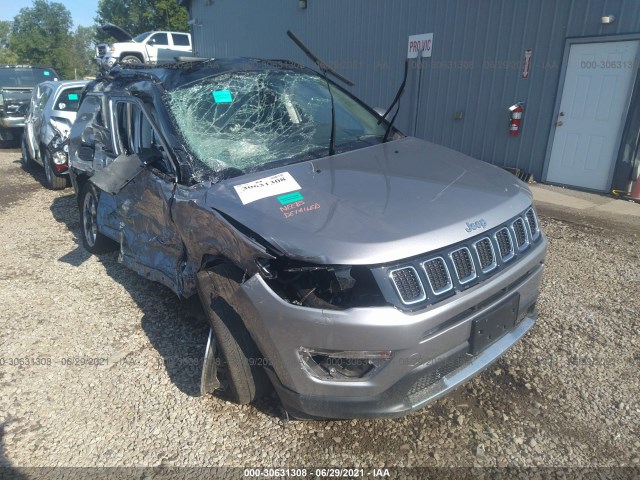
[546,40,640,191]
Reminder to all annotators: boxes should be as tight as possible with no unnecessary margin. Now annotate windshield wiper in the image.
[380,59,409,142]
[287,30,354,156]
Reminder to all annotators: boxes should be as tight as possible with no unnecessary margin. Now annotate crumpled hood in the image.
[207,137,533,265]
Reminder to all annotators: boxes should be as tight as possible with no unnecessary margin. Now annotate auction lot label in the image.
[234,172,302,204]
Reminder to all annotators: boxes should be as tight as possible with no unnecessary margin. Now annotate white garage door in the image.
[546,40,640,191]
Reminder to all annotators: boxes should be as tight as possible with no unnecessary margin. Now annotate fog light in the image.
[299,348,392,380]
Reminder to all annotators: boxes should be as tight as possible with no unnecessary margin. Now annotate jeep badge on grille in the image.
[465,219,487,232]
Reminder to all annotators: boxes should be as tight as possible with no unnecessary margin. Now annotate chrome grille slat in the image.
[495,227,515,262]
[525,208,540,240]
[421,257,452,295]
[511,217,529,251]
[473,237,497,273]
[389,267,426,305]
[449,247,476,284]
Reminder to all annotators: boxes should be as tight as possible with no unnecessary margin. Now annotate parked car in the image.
[68,59,547,419]
[0,65,60,145]
[95,23,192,68]
[21,80,88,189]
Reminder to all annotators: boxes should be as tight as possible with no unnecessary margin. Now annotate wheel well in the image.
[200,255,230,272]
[75,174,90,205]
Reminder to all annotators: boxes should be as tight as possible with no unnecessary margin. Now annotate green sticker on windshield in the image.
[43,71,50,76]
[212,90,233,103]
[277,191,304,205]
[68,93,79,100]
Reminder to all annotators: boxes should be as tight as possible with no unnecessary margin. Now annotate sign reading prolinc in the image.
[407,33,433,59]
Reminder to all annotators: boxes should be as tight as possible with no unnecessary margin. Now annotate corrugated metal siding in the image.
[187,0,640,179]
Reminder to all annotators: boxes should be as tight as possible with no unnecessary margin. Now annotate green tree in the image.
[68,26,97,79]
[9,0,75,78]
[94,0,188,42]
[0,21,19,64]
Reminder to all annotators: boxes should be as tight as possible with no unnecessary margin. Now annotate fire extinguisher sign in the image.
[522,49,533,79]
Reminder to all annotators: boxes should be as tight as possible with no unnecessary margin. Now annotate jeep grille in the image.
[377,208,543,310]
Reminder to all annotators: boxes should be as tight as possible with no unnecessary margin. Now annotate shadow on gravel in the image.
[0,421,27,480]
[50,194,92,266]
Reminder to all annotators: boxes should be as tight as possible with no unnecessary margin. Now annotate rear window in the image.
[172,33,190,46]
[0,68,59,87]
[53,86,85,112]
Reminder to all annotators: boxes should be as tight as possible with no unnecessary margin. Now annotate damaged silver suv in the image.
[68,57,546,419]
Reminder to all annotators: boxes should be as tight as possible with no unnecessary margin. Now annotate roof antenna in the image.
[287,30,354,156]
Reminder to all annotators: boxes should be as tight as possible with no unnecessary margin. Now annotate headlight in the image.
[256,259,386,309]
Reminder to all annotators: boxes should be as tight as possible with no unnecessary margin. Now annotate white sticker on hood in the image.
[233,172,302,205]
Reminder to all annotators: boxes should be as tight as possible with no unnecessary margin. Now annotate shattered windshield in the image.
[164,70,387,178]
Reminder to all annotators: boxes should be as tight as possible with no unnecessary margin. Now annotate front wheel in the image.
[121,55,142,64]
[79,182,118,254]
[43,150,68,190]
[197,265,271,404]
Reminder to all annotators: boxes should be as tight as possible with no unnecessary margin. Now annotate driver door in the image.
[145,32,172,63]
[106,98,184,293]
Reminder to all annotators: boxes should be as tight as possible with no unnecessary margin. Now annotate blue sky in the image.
[0,0,100,29]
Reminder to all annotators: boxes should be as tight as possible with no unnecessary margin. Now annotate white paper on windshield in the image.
[234,172,302,205]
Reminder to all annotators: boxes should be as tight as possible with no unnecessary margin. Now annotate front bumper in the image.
[0,116,25,131]
[271,315,535,419]
[235,237,546,419]
[96,55,118,68]
[0,116,25,129]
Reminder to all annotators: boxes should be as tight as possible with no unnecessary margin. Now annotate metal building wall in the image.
[186,0,640,180]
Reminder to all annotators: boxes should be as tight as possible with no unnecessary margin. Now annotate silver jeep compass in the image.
[68,57,547,419]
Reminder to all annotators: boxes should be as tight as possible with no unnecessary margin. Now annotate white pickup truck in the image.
[95,23,192,68]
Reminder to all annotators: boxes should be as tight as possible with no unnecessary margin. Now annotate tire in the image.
[43,149,68,190]
[196,264,271,404]
[20,135,36,170]
[121,55,142,64]
[79,182,118,254]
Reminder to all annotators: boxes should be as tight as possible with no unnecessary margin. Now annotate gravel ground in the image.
[0,147,639,471]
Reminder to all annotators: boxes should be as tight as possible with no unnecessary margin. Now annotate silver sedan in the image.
[22,80,88,189]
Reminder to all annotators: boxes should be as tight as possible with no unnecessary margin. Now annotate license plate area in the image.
[470,294,520,354]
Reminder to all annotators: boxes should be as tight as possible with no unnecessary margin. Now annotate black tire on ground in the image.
[20,135,36,170]
[43,149,68,190]
[79,182,118,254]
[121,55,142,64]
[196,264,271,404]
